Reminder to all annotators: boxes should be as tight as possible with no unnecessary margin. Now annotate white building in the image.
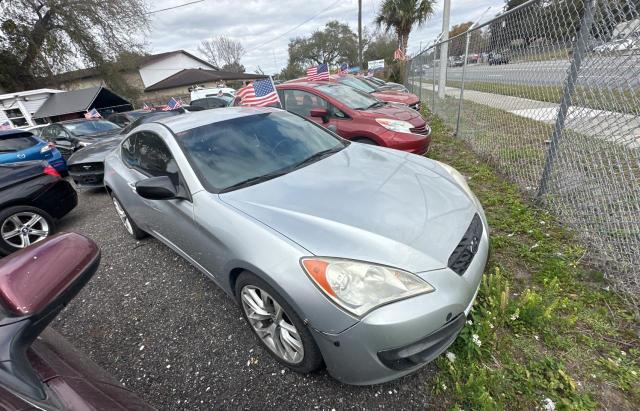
[0,89,62,128]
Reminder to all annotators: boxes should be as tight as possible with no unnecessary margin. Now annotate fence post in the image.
[417,42,423,106]
[455,32,471,136]
[536,0,596,201]
[432,45,437,112]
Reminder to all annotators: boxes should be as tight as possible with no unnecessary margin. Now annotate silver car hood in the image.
[220,144,479,274]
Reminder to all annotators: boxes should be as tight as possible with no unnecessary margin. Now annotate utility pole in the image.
[438,0,451,99]
[358,0,363,69]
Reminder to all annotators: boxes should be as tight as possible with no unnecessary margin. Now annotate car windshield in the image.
[64,120,121,136]
[335,76,377,93]
[315,84,381,110]
[126,111,149,120]
[175,111,346,193]
[0,133,39,152]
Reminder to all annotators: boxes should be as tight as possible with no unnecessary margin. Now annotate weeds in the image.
[424,113,639,410]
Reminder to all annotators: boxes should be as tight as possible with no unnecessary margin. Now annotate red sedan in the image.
[276,81,431,154]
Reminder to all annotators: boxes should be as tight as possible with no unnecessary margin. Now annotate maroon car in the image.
[0,233,153,409]
[276,81,431,154]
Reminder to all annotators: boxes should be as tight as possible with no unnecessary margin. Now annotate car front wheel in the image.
[236,271,323,373]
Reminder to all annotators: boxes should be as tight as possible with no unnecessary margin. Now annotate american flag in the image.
[0,121,12,130]
[236,78,280,107]
[393,48,406,61]
[84,108,101,119]
[338,63,349,75]
[306,63,329,81]
[163,97,183,111]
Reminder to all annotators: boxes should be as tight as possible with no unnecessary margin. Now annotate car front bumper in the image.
[310,221,489,385]
[68,163,105,187]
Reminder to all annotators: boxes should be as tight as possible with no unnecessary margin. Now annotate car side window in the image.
[123,132,180,186]
[282,90,327,117]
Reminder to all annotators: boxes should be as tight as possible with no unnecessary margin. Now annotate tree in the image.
[197,36,244,70]
[278,61,304,80]
[0,0,148,92]
[374,0,435,57]
[287,21,358,68]
[448,22,486,57]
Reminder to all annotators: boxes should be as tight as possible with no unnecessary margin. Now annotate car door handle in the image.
[128,182,137,193]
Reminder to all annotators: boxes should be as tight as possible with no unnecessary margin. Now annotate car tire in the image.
[110,194,148,240]
[235,271,323,374]
[352,137,378,145]
[0,205,55,256]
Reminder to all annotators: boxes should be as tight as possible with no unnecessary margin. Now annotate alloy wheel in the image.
[1,212,50,248]
[240,285,305,364]
[112,197,134,235]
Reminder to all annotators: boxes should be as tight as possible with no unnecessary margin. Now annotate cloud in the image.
[146,0,504,74]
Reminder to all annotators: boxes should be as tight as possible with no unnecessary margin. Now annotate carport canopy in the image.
[33,86,131,119]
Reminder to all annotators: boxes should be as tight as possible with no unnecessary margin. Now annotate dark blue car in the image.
[0,129,67,174]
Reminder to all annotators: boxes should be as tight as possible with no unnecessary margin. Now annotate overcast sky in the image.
[146,0,506,74]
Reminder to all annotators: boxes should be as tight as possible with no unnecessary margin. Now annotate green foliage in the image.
[287,21,358,68]
[424,112,640,409]
[0,0,148,92]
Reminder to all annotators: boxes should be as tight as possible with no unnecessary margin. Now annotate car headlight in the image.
[301,257,434,317]
[375,118,414,133]
[436,161,472,195]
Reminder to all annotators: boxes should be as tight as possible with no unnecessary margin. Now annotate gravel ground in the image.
[55,188,436,410]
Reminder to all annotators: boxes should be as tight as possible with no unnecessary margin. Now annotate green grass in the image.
[423,113,640,410]
[429,80,640,115]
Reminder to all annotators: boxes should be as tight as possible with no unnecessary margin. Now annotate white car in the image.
[190,86,236,101]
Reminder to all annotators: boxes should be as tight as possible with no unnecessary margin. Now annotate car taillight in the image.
[43,165,61,178]
[40,143,55,153]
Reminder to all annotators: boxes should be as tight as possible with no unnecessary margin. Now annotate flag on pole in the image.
[84,108,101,119]
[163,97,183,111]
[0,121,12,130]
[236,77,280,107]
[393,48,406,61]
[142,103,151,110]
[338,63,349,75]
[306,63,329,81]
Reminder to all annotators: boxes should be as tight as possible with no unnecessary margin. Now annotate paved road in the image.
[414,55,640,88]
[55,188,437,410]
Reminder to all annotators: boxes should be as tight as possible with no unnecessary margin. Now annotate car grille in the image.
[69,162,104,173]
[448,214,483,275]
[410,123,432,136]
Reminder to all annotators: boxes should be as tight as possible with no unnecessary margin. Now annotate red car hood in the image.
[358,103,425,125]
[371,90,419,105]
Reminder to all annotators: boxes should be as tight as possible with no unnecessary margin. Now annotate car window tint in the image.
[0,134,38,152]
[175,111,344,192]
[283,90,327,117]
[124,132,179,186]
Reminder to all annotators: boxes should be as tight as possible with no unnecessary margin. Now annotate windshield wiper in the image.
[290,146,343,170]
[220,170,289,193]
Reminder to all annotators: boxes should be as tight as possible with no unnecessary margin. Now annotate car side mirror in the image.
[54,138,74,149]
[136,176,178,200]
[0,233,100,402]
[309,107,329,123]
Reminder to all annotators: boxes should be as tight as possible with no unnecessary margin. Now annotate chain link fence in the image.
[407,0,640,311]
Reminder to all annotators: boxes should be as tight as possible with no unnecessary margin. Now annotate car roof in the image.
[0,129,34,138]
[278,80,339,88]
[56,118,105,125]
[154,106,281,133]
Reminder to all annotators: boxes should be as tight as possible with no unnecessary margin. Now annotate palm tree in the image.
[374,0,435,58]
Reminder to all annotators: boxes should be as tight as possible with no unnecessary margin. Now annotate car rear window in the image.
[0,134,38,152]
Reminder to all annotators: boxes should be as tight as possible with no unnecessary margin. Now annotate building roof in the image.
[33,87,130,119]
[144,69,267,91]
[47,50,218,84]
[0,88,61,101]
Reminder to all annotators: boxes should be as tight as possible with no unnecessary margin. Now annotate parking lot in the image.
[55,188,437,409]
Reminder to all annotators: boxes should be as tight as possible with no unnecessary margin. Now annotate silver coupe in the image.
[103,107,489,385]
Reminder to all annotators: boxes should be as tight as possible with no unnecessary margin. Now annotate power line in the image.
[250,0,342,50]
[146,0,205,15]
